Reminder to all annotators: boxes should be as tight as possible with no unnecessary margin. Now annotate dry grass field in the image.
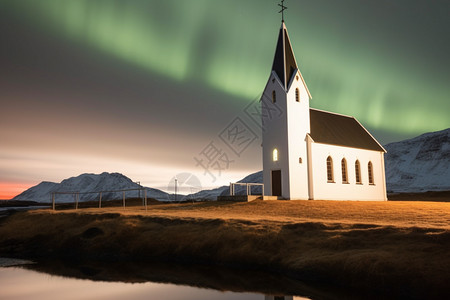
[51,199,450,228]
[0,200,449,299]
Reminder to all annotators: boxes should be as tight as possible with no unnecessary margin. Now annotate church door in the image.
[271,170,282,197]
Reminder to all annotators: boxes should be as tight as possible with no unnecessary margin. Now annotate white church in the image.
[262,21,387,201]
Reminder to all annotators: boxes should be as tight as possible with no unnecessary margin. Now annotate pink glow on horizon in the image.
[0,182,34,200]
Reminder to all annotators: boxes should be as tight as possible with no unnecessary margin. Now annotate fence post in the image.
[75,193,79,210]
[52,193,55,210]
[144,189,147,211]
[99,192,102,208]
[123,191,125,208]
[229,183,232,196]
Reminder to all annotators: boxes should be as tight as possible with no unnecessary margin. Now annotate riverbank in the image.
[0,200,449,299]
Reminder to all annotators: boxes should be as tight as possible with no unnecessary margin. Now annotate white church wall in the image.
[309,142,387,201]
[262,72,291,198]
[285,71,310,199]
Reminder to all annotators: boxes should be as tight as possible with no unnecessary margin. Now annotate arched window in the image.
[272,90,276,103]
[295,88,300,102]
[368,161,374,184]
[355,160,361,184]
[273,148,278,161]
[341,158,348,183]
[326,156,334,182]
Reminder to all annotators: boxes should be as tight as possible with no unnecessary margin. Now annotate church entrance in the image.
[271,170,282,197]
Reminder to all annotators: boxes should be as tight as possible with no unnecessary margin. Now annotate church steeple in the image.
[271,21,298,90]
[262,5,313,200]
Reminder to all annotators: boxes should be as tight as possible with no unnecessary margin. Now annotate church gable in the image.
[309,108,385,152]
[286,69,312,99]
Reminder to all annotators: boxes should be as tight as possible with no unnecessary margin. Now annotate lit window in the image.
[341,158,348,183]
[355,160,361,184]
[273,149,278,161]
[272,90,276,103]
[368,161,374,184]
[326,156,334,182]
[295,88,300,102]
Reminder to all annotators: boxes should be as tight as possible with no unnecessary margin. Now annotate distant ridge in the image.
[384,128,450,193]
[12,172,169,203]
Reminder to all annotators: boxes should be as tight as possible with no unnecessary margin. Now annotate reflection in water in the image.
[0,267,264,300]
[20,259,322,298]
[0,258,322,300]
[1,257,389,300]
[0,256,406,300]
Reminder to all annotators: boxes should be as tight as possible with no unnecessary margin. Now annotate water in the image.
[0,267,266,300]
[0,259,312,300]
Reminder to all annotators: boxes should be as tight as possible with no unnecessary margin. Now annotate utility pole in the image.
[135,181,141,198]
[175,178,178,202]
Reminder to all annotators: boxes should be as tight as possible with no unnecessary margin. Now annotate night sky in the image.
[1,0,449,198]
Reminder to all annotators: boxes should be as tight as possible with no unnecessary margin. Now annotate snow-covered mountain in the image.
[384,128,450,193]
[13,172,169,203]
[11,181,60,203]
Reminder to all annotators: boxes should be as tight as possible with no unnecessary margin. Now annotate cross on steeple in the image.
[278,0,287,22]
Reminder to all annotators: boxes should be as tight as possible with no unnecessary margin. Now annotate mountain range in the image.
[12,172,169,203]
[12,128,450,202]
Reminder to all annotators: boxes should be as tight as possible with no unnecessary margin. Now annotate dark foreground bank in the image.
[0,209,449,299]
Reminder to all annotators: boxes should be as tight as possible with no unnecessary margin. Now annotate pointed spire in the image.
[271,22,298,90]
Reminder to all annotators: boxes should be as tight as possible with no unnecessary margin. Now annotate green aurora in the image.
[3,0,449,136]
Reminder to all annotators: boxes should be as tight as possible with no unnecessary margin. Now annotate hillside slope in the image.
[384,128,450,193]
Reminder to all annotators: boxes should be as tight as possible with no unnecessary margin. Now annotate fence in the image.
[51,188,148,211]
[229,183,264,196]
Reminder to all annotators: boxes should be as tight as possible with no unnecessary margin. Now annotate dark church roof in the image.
[271,22,298,90]
[309,108,385,152]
